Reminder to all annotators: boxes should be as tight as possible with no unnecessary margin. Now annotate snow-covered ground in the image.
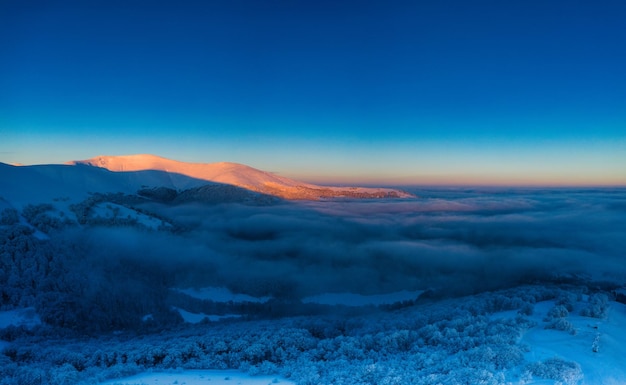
[521,300,626,384]
[71,154,413,200]
[0,307,41,329]
[0,308,41,352]
[99,369,295,385]
[2,284,625,385]
[176,287,272,303]
[301,289,424,306]
[91,289,626,385]
[174,308,242,324]
[92,202,170,230]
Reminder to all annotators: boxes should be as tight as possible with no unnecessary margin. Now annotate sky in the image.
[1,0,625,186]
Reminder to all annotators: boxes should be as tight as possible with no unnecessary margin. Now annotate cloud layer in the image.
[76,188,626,299]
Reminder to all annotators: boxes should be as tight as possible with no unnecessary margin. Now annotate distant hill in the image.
[69,154,414,200]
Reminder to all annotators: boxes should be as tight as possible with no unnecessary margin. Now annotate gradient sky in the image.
[1,0,625,185]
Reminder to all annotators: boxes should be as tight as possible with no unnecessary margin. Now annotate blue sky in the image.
[1,0,625,185]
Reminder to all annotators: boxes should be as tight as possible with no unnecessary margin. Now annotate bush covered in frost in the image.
[525,357,583,385]
[0,284,576,385]
[21,204,74,233]
[581,293,609,319]
[0,208,19,226]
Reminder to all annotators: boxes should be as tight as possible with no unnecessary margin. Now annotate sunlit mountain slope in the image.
[70,154,413,200]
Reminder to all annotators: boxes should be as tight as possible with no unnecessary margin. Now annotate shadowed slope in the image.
[70,154,414,200]
[0,162,276,209]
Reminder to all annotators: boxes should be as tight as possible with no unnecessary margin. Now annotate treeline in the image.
[0,220,181,333]
[1,284,603,385]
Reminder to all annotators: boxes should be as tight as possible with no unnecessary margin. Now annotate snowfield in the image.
[174,307,242,324]
[520,300,626,384]
[176,287,272,304]
[69,154,414,200]
[301,290,425,307]
[99,369,295,385]
[91,202,171,230]
[0,308,41,329]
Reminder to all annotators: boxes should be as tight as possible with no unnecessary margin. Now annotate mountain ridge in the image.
[69,154,414,200]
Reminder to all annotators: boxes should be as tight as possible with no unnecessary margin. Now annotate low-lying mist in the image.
[72,188,626,300]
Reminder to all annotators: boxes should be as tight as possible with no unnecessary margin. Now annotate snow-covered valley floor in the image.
[99,369,294,385]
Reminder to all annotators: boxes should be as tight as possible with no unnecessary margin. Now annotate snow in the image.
[0,162,204,210]
[92,203,169,230]
[2,155,413,209]
[0,307,41,329]
[99,369,295,385]
[301,289,424,306]
[70,154,413,200]
[72,154,319,189]
[176,287,272,303]
[174,308,242,324]
[3,162,625,384]
[3,283,626,384]
[519,300,626,384]
[488,309,520,322]
[323,185,414,198]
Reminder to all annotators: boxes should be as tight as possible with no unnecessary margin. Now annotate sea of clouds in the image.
[69,188,626,300]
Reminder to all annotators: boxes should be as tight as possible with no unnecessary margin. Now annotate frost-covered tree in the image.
[580,293,609,318]
[0,208,19,226]
[21,204,74,233]
[525,358,583,385]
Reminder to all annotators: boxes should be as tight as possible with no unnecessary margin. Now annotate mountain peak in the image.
[70,154,414,200]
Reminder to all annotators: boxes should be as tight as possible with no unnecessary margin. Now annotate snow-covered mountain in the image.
[69,154,414,200]
[0,155,414,238]
[0,161,209,208]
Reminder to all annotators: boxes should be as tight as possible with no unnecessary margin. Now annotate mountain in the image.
[0,161,210,207]
[69,154,414,200]
[0,154,413,222]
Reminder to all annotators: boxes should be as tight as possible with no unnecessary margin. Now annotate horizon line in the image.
[3,157,625,190]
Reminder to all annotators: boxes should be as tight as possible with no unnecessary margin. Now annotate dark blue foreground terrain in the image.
[1,187,625,384]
